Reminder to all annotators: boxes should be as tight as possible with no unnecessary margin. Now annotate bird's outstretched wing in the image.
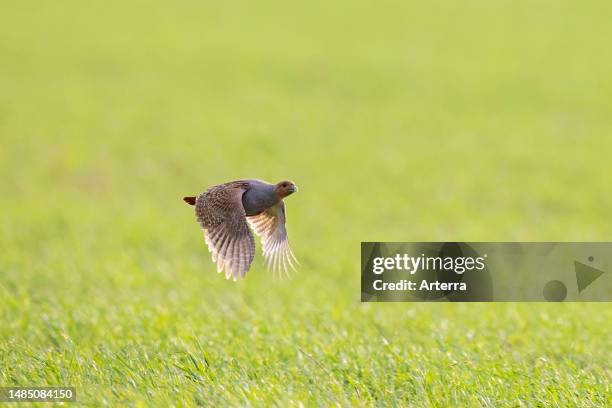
[195,182,256,280]
[247,201,298,277]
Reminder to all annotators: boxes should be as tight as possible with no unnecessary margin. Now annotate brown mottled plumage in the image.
[183,179,298,280]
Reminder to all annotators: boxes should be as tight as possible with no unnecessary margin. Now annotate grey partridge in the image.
[183,179,298,280]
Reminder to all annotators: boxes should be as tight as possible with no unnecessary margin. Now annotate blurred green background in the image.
[1,1,611,406]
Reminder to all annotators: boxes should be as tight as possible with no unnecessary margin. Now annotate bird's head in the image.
[275,180,298,198]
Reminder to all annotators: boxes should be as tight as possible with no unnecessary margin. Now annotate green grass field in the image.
[1,1,611,406]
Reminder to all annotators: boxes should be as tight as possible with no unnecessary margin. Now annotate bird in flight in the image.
[183,179,298,281]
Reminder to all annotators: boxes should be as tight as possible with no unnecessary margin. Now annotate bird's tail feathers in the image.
[183,196,196,206]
